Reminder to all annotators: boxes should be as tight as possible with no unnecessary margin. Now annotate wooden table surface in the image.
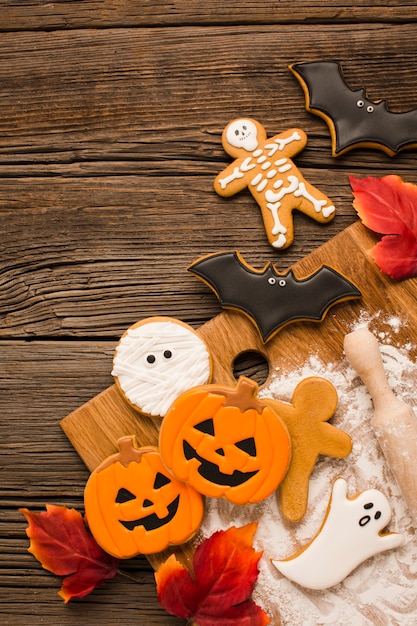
[2,2,417,624]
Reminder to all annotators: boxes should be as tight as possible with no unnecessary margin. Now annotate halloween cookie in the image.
[159,376,291,505]
[214,118,335,249]
[189,251,361,342]
[290,60,417,157]
[272,478,403,589]
[263,377,352,522]
[84,436,204,559]
[112,316,212,418]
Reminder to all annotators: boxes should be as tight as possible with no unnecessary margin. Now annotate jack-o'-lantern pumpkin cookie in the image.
[159,376,291,505]
[112,316,212,418]
[84,436,204,559]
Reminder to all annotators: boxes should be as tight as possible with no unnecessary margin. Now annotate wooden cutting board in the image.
[60,220,417,570]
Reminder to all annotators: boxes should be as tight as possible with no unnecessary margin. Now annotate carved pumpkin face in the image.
[84,436,204,558]
[159,377,291,504]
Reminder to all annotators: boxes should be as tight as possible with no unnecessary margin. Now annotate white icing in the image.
[225,118,258,151]
[112,319,211,417]
[272,478,403,590]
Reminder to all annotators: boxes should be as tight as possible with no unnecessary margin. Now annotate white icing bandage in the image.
[112,317,211,417]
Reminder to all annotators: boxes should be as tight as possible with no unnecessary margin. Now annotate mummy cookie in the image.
[272,478,403,589]
[290,60,417,157]
[84,436,204,558]
[112,316,212,418]
[263,377,352,521]
[214,118,335,249]
[159,377,291,505]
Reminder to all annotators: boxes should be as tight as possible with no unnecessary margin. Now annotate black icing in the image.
[188,251,361,342]
[183,440,258,487]
[119,494,180,531]
[291,61,417,155]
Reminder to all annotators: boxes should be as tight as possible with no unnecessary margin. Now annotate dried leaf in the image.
[155,523,270,625]
[350,174,417,280]
[20,504,119,602]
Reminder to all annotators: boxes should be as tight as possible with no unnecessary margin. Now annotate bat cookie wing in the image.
[188,251,361,342]
[290,60,417,156]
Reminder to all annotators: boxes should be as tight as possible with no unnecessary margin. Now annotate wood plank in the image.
[1,1,417,31]
[0,172,364,338]
[1,26,417,159]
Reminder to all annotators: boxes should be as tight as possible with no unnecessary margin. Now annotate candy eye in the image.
[279,279,286,287]
[367,105,374,113]
[146,354,156,364]
[357,99,364,108]
[163,350,172,359]
[268,277,276,285]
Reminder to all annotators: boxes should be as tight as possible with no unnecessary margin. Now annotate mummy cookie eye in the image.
[146,354,156,364]
[357,99,365,108]
[163,350,172,359]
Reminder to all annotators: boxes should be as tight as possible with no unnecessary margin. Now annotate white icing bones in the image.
[112,319,211,417]
[272,478,403,589]
[215,118,335,249]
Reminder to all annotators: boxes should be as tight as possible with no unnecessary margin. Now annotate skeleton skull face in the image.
[225,119,259,152]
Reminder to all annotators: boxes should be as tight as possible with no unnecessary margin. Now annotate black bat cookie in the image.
[290,60,417,156]
[188,251,361,342]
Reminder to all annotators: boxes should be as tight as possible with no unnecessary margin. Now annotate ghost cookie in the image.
[263,377,352,522]
[84,435,204,559]
[112,316,212,418]
[272,478,403,589]
[214,118,335,249]
[159,376,291,505]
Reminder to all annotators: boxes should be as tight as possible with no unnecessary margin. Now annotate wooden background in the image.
[2,2,417,624]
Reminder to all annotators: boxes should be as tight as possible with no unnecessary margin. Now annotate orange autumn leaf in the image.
[19,504,119,602]
[350,174,417,280]
[155,523,271,626]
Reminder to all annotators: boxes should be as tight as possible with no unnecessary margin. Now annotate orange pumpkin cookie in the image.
[263,377,352,522]
[159,376,291,505]
[214,118,335,250]
[84,436,204,558]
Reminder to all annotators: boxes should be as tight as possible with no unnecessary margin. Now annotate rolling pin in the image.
[344,327,417,524]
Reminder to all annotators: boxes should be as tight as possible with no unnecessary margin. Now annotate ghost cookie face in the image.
[272,478,403,590]
[214,117,336,250]
[112,316,212,418]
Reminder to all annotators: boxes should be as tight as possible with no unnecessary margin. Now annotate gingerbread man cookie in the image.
[263,377,352,522]
[214,118,335,249]
[112,316,212,418]
[272,478,403,589]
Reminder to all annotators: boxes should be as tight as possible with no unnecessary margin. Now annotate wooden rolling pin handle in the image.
[344,328,400,413]
[344,327,417,525]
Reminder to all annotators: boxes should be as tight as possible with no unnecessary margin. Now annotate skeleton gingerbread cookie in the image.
[272,478,403,589]
[214,118,336,249]
[112,316,212,418]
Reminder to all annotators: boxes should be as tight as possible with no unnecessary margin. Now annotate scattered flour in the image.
[199,313,417,625]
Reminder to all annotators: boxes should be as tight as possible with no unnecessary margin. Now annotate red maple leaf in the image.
[350,174,417,280]
[19,504,119,602]
[155,523,271,626]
